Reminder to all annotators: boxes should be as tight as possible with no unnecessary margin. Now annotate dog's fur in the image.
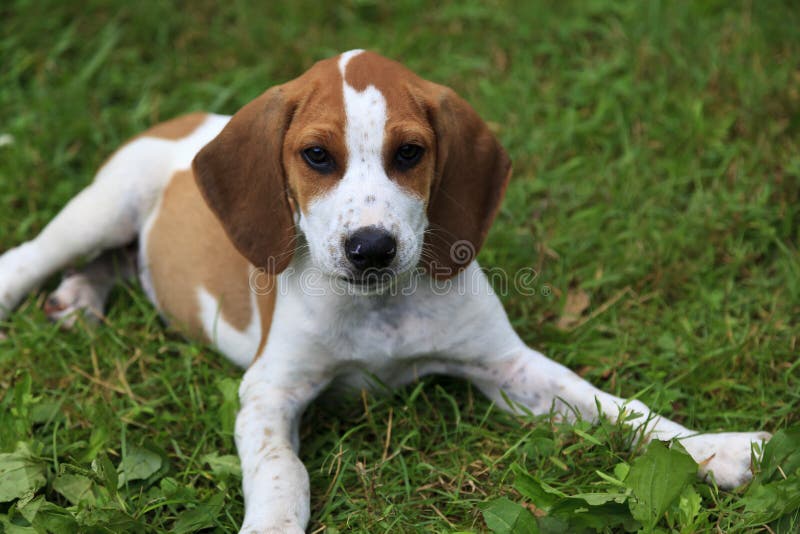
[0,50,770,533]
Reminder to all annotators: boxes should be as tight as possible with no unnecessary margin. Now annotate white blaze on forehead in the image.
[338,50,388,191]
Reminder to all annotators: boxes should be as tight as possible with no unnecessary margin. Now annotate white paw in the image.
[0,243,39,319]
[44,273,105,329]
[239,523,305,534]
[680,431,772,489]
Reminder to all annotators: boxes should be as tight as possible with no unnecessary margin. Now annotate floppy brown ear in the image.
[192,86,296,273]
[422,86,512,278]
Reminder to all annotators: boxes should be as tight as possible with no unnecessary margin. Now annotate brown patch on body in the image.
[141,112,208,140]
[145,169,276,357]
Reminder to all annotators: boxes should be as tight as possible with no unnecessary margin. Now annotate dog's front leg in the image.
[235,355,329,534]
[464,342,770,488]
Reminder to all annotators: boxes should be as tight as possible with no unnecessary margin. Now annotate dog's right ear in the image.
[193,86,296,273]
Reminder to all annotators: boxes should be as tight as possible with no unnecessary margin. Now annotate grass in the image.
[1,0,798,532]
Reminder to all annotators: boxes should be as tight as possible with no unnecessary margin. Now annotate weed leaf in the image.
[173,493,225,533]
[0,442,47,502]
[512,465,561,511]
[481,497,539,534]
[625,440,697,530]
[754,426,800,485]
[52,473,95,505]
[741,426,800,525]
[117,446,162,487]
[202,452,242,478]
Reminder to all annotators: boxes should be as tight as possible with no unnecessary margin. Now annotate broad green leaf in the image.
[549,498,638,531]
[0,514,37,533]
[741,480,800,524]
[53,473,95,505]
[0,443,47,502]
[79,427,109,463]
[754,426,800,485]
[29,402,64,425]
[92,454,118,496]
[74,505,142,532]
[571,492,628,506]
[117,446,162,487]
[678,485,701,532]
[202,452,242,478]
[158,476,198,503]
[480,497,539,534]
[28,500,78,533]
[512,464,559,512]
[614,462,630,482]
[16,495,43,524]
[173,493,225,533]
[625,440,697,530]
[741,425,800,525]
[511,463,639,531]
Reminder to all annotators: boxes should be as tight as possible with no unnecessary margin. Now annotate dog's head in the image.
[193,50,511,288]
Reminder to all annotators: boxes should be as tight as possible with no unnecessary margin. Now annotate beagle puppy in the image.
[0,50,770,533]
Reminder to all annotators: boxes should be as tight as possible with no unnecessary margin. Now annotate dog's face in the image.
[194,50,511,285]
[283,51,434,284]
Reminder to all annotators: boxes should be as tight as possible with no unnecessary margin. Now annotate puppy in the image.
[0,50,770,533]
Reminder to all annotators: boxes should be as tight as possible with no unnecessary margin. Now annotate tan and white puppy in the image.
[0,50,770,533]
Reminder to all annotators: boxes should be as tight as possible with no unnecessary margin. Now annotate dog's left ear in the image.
[421,84,512,278]
[192,85,297,273]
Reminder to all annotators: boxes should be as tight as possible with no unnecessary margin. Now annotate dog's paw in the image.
[44,273,105,329]
[0,260,21,320]
[680,431,771,489]
[0,243,39,320]
[239,523,305,534]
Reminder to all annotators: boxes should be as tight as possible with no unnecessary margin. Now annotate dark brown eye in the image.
[302,147,335,173]
[394,144,423,170]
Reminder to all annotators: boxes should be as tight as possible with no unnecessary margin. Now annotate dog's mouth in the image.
[336,268,398,292]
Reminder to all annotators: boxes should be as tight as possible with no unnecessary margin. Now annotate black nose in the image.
[345,227,397,271]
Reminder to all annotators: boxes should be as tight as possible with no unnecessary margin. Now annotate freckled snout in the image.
[345,226,397,271]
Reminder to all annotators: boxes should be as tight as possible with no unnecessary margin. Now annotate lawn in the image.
[1,1,798,532]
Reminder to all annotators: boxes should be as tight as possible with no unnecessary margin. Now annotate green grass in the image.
[1,0,798,532]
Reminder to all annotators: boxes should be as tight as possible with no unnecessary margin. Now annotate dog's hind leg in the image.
[0,114,225,323]
[0,137,176,321]
[43,245,137,329]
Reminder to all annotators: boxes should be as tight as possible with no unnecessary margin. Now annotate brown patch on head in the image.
[141,113,208,140]
[281,60,348,214]
[146,170,276,355]
[193,57,349,271]
[343,51,512,277]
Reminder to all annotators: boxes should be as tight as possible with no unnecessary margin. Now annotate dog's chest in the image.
[272,279,458,375]
[319,296,440,363]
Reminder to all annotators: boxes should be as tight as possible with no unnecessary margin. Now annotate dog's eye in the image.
[394,144,423,170]
[302,147,335,173]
